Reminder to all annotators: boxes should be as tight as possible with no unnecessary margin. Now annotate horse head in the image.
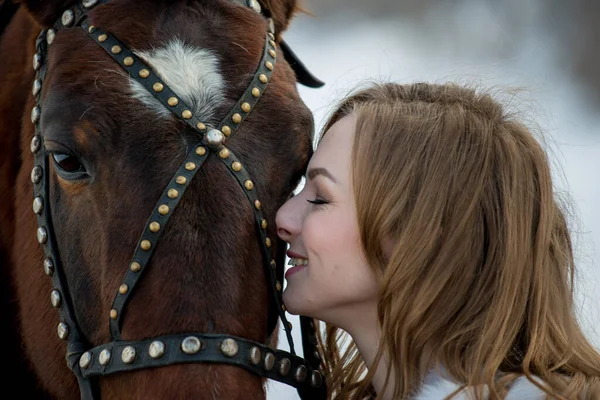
[0,0,323,398]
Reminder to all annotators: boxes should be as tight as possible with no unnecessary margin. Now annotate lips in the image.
[285,250,308,279]
[285,264,307,279]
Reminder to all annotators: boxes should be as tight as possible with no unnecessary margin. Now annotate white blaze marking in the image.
[129,39,225,123]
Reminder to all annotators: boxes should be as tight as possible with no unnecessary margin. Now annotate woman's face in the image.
[276,114,379,326]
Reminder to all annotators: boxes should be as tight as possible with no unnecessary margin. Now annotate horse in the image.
[0,0,325,398]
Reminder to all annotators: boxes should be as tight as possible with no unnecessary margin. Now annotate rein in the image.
[29,0,325,398]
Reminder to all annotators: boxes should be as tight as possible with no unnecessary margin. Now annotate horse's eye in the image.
[52,153,86,175]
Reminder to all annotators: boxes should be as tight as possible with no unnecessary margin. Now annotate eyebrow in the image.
[307,167,337,183]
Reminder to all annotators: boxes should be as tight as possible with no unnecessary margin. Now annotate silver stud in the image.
[57,322,69,340]
[295,365,308,382]
[99,349,111,366]
[79,352,92,369]
[181,336,201,354]
[248,0,261,13]
[249,346,261,365]
[278,358,291,376]
[46,29,56,45]
[268,19,275,34]
[32,197,43,214]
[220,338,239,357]
[263,352,275,371]
[44,258,54,276]
[205,129,224,149]
[30,135,41,154]
[31,106,41,124]
[37,227,48,244]
[32,80,42,97]
[311,370,323,387]
[50,289,62,308]
[149,341,165,359]
[33,54,41,71]
[61,9,74,26]
[121,346,136,364]
[31,166,42,184]
[83,0,98,8]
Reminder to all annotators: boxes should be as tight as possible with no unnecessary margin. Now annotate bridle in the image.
[28,0,326,398]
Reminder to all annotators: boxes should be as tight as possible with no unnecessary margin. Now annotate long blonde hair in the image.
[314,82,600,399]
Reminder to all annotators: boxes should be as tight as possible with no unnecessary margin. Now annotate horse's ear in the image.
[15,0,76,27]
[259,0,305,36]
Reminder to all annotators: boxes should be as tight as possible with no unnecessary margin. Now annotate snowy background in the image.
[268,0,600,398]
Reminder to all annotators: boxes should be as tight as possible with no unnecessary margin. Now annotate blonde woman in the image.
[275,82,600,399]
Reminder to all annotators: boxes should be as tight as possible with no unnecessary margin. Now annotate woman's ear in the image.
[16,0,77,28]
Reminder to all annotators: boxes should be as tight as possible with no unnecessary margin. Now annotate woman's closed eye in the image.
[307,197,329,207]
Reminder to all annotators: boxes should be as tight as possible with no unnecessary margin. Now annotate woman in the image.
[276,82,600,399]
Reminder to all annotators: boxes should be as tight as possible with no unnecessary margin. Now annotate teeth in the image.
[288,258,308,266]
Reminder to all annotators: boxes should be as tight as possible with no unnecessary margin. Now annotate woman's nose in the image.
[275,196,301,242]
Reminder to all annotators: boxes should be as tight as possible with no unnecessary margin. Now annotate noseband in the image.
[29,1,325,398]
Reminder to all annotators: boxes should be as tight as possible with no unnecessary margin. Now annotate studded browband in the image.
[29,0,326,398]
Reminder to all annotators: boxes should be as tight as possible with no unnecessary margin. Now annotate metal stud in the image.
[50,289,62,308]
[254,200,261,210]
[139,69,150,78]
[196,146,206,156]
[130,261,141,272]
[244,180,254,190]
[31,106,41,124]
[182,110,192,119]
[232,161,242,172]
[149,341,165,359]
[221,125,231,136]
[79,352,92,369]
[220,338,239,357]
[57,322,69,340]
[232,113,242,124]
[263,352,275,371]
[83,0,99,8]
[248,0,261,13]
[205,129,224,148]
[282,304,287,312]
[33,54,41,71]
[123,57,134,66]
[269,49,276,58]
[31,135,41,153]
[268,32,275,41]
[31,166,42,184]
[295,365,307,382]
[110,309,118,319]
[119,284,128,294]
[167,189,179,199]
[287,322,293,331]
[176,176,187,185]
[140,240,151,250]
[219,148,230,159]
[46,29,56,45]
[88,25,96,34]
[32,79,42,97]
[268,19,275,34]
[265,61,273,71]
[196,122,207,131]
[313,350,320,360]
[269,40,276,48]
[99,349,111,366]
[61,9,74,26]
[153,82,164,92]
[149,221,161,232]
[122,346,136,364]
[158,204,170,214]
[181,336,201,354]
[278,358,291,376]
[261,219,267,229]
[276,281,282,291]
[249,346,261,365]
[251,88,260,98]
[111,45,122,54]
[270,259,276,269]
[44,258,54,276]
[33,197,43,214]
[241,102,251,113]
[97,34,107,43]
[311,370,323,387]
[265,237,272,247]
[37,227,48,244]
[259,74,268,84]
[168,97,179,107]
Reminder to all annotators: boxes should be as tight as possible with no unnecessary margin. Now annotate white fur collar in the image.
[413,368,547,399]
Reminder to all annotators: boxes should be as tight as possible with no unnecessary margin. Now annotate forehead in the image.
[310,114,355,171]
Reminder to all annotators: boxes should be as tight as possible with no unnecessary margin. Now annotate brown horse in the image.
[0,0,322,398]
